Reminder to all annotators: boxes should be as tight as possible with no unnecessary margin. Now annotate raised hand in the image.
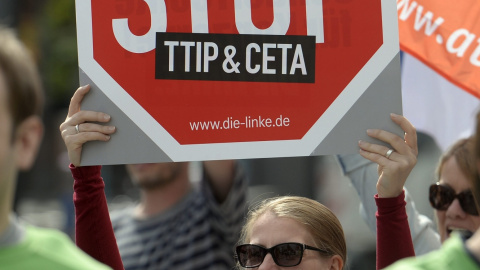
[358,113,418,198]
[59,85,116,166]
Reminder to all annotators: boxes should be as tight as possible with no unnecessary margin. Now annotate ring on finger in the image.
[75,124,80,134]
[385,149,394,159]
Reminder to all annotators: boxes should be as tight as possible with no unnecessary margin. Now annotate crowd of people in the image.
[2,21,480,270]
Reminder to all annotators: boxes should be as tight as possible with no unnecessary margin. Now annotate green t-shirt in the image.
[385,234,479,270]
[0,225,111,270]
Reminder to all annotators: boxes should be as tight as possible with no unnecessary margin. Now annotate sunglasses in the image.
[429,182,479,216]
[235,242,330,268]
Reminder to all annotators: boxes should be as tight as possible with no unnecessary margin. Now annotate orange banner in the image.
[398,0,480,98]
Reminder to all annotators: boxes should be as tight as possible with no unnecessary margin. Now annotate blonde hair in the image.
[239,196,346,268]
[473,114,480,210]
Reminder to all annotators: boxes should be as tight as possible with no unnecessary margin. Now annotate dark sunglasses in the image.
[429,183,479,216]
[235,242,330,268]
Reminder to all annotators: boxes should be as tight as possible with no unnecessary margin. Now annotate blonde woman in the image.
[235,196,346,270]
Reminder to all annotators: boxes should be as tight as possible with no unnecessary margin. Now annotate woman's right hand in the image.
[59,85,116,167]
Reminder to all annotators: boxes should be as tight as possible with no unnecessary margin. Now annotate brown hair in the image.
[473,113,480,210]
[0,25,44,129]
[436,137,476,184]
[238,196,346,269]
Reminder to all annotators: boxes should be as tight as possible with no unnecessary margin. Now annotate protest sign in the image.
[76,0,402,165]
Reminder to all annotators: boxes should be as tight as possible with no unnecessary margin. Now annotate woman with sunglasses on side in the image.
[354,135,480,244]
[340,123,480,269]
[428,137,480,242]
[383,116,480,270]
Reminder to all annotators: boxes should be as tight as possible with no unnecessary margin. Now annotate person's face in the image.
[436,156,480,242]
[246,211,339,270]
[126,162,185,190]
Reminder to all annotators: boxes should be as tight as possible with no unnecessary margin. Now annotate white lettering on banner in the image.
[196,42,202,72]
[244,43,306,75]
[165,41,307,75]
[263,43,276,74]
[397,0,417,21]
[397,0,480,67]
[189,115,291,131]
[446,29,476,57]
[291,44,307,75]
[397,0,444,36]
[113,0,325,54]
[164,41,179,71]
[234,0,290,36]
[470,39,480,66]
[413,6,444,35]
[180,41,195,72]
[203,42,218,72]
[223,46,241,73]
[191,0,209,34]
[246,43,261,74]
[277,44,292,74]
[155,33,315,82]
[112,0,167,53]
[305,0,325,43]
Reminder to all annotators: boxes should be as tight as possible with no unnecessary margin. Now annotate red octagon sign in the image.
[76,0,400,163]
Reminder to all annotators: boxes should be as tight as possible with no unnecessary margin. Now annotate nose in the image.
[258,254,279,270]
[446,198,467,219]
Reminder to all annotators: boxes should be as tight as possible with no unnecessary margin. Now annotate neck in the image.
[0,177,15,237]
[134,169,191,219]
[0,207,10,237]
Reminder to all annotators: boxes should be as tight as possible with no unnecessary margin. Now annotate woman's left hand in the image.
[358,113,418,198]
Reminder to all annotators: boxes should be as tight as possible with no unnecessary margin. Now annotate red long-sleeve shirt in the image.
[376,190,415,269]
[71,164,124,270]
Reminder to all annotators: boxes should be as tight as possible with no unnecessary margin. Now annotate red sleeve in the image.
[71,164,124,270]
[375,190,415,270]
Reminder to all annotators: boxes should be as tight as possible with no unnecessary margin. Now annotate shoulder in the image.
[18,226,111,269]
[24,226,76,249]
[386,236,476,270]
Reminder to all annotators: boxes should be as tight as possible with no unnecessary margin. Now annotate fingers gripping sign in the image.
[59,85,116,167]
[358,113,418,198]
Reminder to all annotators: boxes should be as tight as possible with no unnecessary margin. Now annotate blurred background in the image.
[2,1,442,269]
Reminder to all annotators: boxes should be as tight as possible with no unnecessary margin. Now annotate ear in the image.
[13,116,43,170]
[328,255,344,270]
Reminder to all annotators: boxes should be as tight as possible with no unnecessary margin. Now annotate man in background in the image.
[111,160,247,270]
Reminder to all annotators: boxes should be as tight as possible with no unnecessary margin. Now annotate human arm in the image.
[337,154,441,255]
[201,161,248,255]
[375,191,414,269]
[337,124,440,255]
[60,85,123,270]
[71,164,124,270]
[203,160,236,203]
[358,114,417,268]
